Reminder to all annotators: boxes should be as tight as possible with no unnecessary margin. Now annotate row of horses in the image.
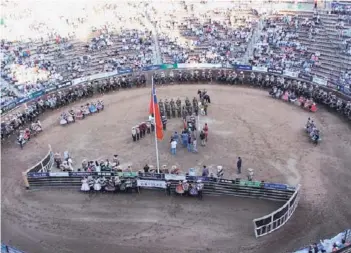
[2,70,350,141]
[59,100,104,125]
[153,70,351,121]
[1,74,145,140]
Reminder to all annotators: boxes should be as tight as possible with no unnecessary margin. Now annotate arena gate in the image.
[253,184,301,237]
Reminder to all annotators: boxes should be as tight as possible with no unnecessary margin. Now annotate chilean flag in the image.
[149,83,164,140]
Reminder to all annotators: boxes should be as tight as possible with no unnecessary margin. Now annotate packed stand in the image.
[149,1,258,65]
[0,1,154,98]
[251,14,318,74]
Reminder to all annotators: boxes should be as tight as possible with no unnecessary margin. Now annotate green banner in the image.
[239,180,262,188]
[29,90,44,100]
[117,172,138,177]
[161,64,178,70]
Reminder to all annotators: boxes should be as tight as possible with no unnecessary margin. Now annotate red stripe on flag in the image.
[150,83,163,140]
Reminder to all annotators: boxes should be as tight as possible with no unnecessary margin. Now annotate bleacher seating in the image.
[1,1,351,111]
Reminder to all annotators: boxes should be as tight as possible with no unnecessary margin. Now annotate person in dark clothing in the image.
[202,165,209,176]
[204,103,208,115]
[237,157,242,174]
[166,181,171,196]
[200,131,206,146]
[161,116,167,130]
[143,164,149,173]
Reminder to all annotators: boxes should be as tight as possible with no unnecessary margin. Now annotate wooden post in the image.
[22,171,30,190]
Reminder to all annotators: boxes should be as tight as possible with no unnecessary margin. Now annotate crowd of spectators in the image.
[250,14,319,74]
[1,1,351,111]
[149,1,258,65]
[0,0,155,102]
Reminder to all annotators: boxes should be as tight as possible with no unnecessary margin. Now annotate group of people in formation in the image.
[59,100,104,125]
[173,179,204,199]
[305,117,321,144]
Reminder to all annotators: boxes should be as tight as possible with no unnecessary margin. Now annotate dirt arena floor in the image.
[1,84,351,253]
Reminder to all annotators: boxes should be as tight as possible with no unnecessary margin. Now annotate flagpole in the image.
[152,76,160,173]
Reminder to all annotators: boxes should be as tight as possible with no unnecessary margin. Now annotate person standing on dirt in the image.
[131,127,137,141]
[200,130,206,146]
[203,123,208,142]
[166,181,171,196]
[237,157,242,174]
[204,103,208,115]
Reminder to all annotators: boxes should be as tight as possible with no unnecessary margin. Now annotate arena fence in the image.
[22,145,54,189]
[22,146,301,238]
[253,184,301,238]
[2,63,350,115]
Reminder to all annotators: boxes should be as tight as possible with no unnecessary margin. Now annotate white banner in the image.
[72,71,118,86]
[164,174,186,181]
[313,76,327,86]
[284,70,299,78]
[49,172,69,177]
[252,66,268,73]
[177,63,222,69]
[137,179,166,189]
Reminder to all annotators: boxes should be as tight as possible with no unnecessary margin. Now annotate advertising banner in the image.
[298,72,313,82]
[142,65,162,71]
[57,81,72,89]
[72,71,120,86]
[137,179,166,189]
[252,66,268,73]
[186,176,215,182]
[118,68,133,75]
[267,67,283,74]
[177,63,222,69]
[117,172,138,178]
[165,174,186,181]
[161,64,178,69]
[313,76,327,86]
[239,180,262,187]
[232,64,252,71]
[139,173,164,180]
[27,172,49,178]
[49,172,69,177]
[1,100,17,114]
[70,172,93,177]
[29,90,45,100]
[263,183,288,190]
[45,85,58,93]
[284,70,299,78]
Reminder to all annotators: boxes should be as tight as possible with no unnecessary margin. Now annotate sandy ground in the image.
[1,84,351,253]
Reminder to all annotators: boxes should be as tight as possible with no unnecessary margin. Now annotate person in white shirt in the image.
[170,139,177,155]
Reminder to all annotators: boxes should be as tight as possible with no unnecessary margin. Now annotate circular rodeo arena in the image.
[2,1,351,253]
[2,79,351,253]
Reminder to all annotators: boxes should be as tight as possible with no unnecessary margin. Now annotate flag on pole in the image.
[150,84,164,140]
